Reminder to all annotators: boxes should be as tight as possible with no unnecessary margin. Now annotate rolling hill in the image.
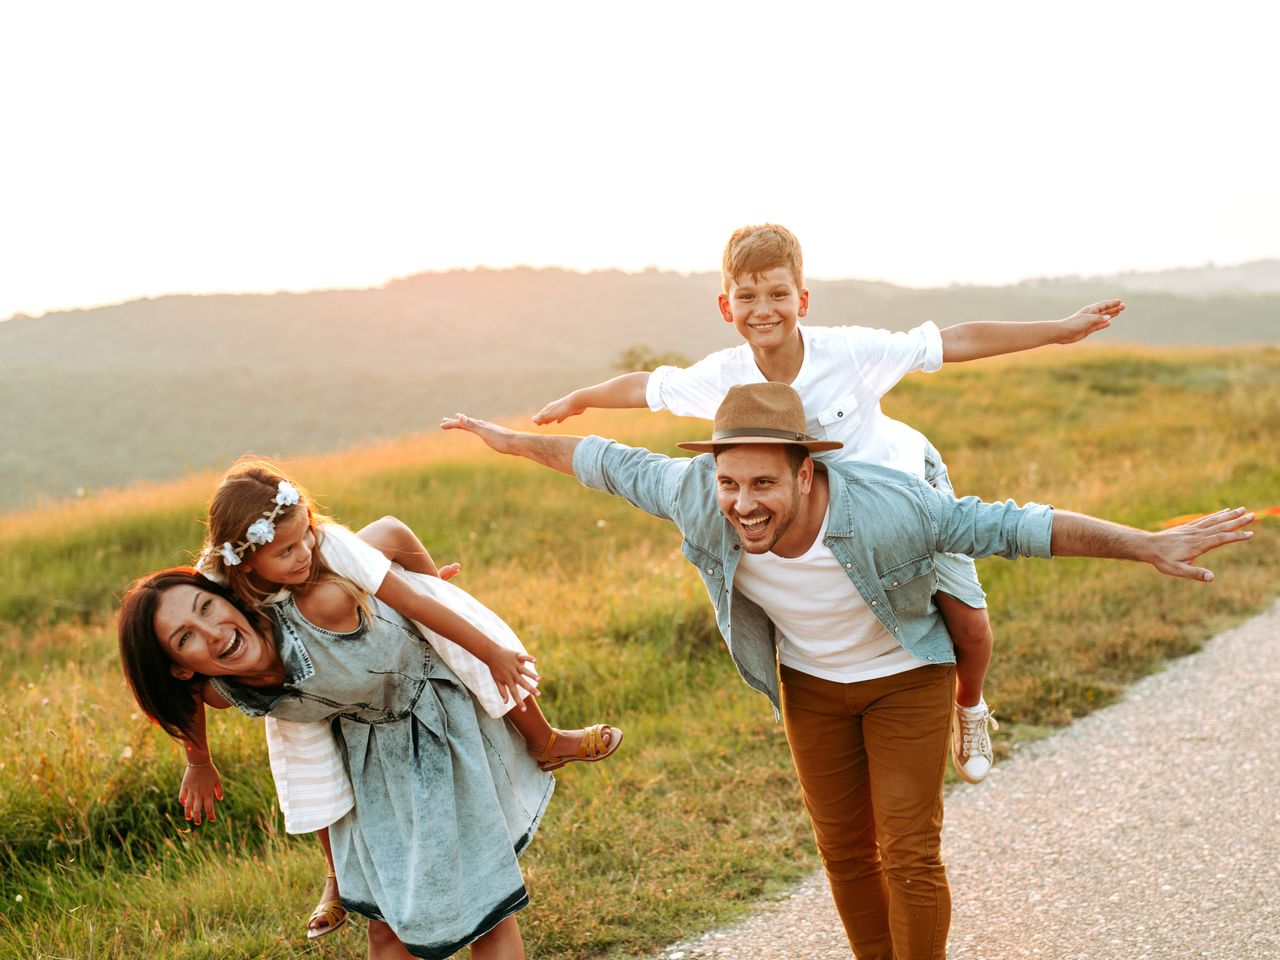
[3,263,1277,512]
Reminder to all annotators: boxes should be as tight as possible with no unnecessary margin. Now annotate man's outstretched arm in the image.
[441,413,583,475]
[1051,506,1255,582]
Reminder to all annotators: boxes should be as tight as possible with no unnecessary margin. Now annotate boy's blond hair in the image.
[721,223,805,292]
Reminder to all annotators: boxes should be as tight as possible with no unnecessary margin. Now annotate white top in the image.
[732,510,923,683]
[317,522,392,594]
[647,321,944,477]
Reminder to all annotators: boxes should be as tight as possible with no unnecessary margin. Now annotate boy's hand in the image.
[438,562,462,581]
[1058,300,1125,344]
[1145,506,1255,582]
[533,393,585,425]
[178,762,224,826]
[482,648,541,708]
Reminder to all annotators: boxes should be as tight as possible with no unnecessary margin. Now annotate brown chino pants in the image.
[779,663,956,960]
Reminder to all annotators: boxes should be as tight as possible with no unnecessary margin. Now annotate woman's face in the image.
[152,583,279,680]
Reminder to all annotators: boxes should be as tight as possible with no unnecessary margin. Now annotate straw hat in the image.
[676,383,843,454]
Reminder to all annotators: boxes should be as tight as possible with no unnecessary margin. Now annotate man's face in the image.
[715,445,810,554]
[717,266,809,352]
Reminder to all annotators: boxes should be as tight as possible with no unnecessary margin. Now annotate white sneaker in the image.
[951,699,999,784]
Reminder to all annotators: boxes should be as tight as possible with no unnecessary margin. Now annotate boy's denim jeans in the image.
[780,663,956,960]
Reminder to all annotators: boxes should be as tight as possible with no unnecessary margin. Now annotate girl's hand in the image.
[178,762,224,826]
[482,649,541,709]
[1058,299,1125,343]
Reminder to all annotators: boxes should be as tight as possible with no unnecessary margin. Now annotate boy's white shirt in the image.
[646,321,944,476]
[265,523,532,833]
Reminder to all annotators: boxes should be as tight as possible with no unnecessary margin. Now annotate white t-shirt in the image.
[646,322,944,477]
[732,509,923,683]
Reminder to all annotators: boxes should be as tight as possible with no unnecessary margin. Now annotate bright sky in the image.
[3,1,1277,320]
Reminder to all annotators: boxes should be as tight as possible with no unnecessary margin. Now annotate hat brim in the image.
[677,436,843,454]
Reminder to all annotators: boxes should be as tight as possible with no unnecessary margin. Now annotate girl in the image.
[120,565,548,959]
[180,459,621,940]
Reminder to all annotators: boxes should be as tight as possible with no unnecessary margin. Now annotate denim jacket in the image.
[572,436,1055,713]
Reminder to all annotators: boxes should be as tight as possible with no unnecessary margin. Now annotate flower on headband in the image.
[220,542,242,567]
[275,481,300,507]
[246,518,276,546]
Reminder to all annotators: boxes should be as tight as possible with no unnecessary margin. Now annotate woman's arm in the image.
[177,686,228,825]
[941,299,1124,362]
[376,570,539,707]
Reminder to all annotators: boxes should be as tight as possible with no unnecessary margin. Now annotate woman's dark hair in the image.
[117,567,266,741]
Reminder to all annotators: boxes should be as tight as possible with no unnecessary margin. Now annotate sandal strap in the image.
[578,724,610,759]
[308,899,347,928]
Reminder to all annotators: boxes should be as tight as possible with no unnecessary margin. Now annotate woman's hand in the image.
[178,762,224,826]
[481,648,541,709]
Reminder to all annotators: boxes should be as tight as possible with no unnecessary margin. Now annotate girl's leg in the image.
[366,920,414,960]
[306,828,347,936]
[470,916,526,960]
[505,696,621,767]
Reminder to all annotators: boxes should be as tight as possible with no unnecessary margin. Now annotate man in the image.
[441,382,1253,960]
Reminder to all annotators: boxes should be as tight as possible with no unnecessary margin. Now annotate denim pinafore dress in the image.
[211,594,554,959]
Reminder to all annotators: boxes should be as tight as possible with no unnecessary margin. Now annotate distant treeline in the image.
[3,265,1277,512]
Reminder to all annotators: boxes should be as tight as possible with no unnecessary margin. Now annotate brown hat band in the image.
[714,427,812,443]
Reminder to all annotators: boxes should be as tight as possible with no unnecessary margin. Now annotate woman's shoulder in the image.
[293,580,361,632]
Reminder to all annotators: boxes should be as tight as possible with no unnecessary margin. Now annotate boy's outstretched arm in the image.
[533,371,650,424]
[941,299,1125,363]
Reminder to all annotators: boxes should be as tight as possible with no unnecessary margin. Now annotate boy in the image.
[534,223,1124,783]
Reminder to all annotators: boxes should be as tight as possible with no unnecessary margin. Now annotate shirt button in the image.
[706,567,714,574]
[871,600,878,607]
[837,410,843,417]
[891,580,899,587]
[845,562,852,569]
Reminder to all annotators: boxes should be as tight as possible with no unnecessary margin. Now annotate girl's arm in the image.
[533,371,651,425]
[940,299,1125,362]
[177,685,229,826]
[356,516,459,579]
[375,570,539,707]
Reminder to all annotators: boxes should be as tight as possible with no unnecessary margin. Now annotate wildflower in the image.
[246,518,276,545]
[596,519,608,528]
[120,746,134,760]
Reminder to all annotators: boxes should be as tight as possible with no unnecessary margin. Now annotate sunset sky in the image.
[4,1,1277,320]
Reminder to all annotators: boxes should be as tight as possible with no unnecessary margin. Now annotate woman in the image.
[119,567,553,960]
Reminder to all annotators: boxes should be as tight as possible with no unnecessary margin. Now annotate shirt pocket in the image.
[813,393,860,435]
[878,555,936,619]
[682,540,726,602]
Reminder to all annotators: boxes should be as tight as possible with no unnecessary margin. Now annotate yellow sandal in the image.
[531,724,624,772]
[306,872,348,940]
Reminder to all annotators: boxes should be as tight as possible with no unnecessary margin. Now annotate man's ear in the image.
[170,664,195,681]
[798,455,815,494]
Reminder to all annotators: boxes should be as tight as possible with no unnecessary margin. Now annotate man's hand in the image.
[441,413,582,476]
[178,761,224,826]
[1145,506,1255,581]
[533,393,585,425]
[1057,300,1125,344]
[482,648,541,709]
[441,413,522,455]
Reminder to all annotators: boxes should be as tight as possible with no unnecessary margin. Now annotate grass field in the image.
[1,346,1277,959]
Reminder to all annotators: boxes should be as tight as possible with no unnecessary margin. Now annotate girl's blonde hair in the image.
[202,456,368,614]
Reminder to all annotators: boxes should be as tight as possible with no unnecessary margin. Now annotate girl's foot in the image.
[306,871,348,940]
[531,724,624,772]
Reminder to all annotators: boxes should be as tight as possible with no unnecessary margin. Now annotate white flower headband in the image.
[217,480,301,568]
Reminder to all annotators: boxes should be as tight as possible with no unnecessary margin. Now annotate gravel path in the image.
[649,600,1280,960]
